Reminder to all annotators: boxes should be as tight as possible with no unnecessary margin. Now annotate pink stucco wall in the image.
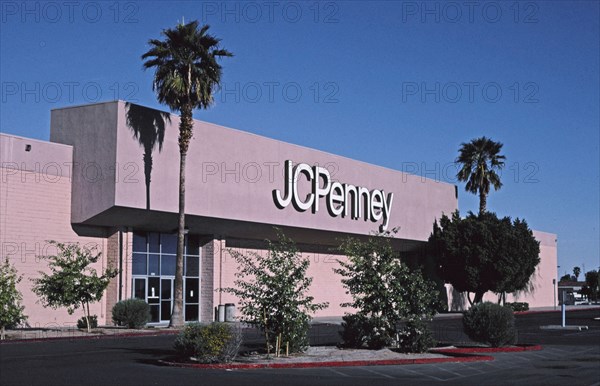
[0,133,112,327]
[214,244,353,318]
[217,229,558,318]
[50,101,458,242]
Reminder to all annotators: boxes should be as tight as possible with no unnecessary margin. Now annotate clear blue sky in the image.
[1,1,598,276]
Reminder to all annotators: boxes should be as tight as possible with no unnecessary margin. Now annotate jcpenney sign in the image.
[273,160,394,231]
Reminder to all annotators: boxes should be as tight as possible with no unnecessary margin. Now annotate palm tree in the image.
[456,136,505,215]
[142,20,232,327]
[573,266,581,281]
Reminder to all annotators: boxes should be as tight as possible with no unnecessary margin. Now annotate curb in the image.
[157,346,544,370]
[431,344,542,354]
[515,306,600,315]
[436,306,600,318]
[0,329,180,345]
[157,354,495,370]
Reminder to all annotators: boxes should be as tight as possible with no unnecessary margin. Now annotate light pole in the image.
[557,265,561,306]
[553,278,556,310]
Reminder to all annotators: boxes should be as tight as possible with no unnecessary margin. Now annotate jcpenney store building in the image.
[0,101,558,327]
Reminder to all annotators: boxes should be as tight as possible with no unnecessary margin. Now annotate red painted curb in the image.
[157,344,544,370]
[0,329,180,344]
[437,307,600,318]
[158,354,495,370]
[431,344,542,354]
[515,307,600,315]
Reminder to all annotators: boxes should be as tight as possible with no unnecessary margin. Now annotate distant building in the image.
[557,280,587,305]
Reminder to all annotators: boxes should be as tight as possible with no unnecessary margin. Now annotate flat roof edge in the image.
[0,132,73,149]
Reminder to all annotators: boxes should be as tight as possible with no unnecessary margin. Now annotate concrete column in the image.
[200,237,216,322]
[104,230,120,325]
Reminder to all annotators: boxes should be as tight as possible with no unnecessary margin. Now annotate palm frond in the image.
[142,20,232,112]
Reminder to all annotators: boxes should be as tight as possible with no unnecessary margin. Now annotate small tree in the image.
[32,242,118,333]
[0,258,28,339]
[580,270,599,301]
[334,231,440,349]
[223,230,328,355]
[559,274,575,282]
[429,211,540,305]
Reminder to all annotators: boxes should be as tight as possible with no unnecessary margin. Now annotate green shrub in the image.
[77,315,98,330]
[339,314,367,348]
[223,230,327,356]
[397,319,436,353]
[174,322,242,363]
[504,302,529,312]
[364,316,393,349]
[463,302,516,347]
[335,232,440,350]
[339,314,393,349]
[111,299,150,329]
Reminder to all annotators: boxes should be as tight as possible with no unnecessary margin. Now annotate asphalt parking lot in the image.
[1,309,599,386]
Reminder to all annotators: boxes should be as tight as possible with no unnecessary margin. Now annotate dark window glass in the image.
[161,301,172,321]
[132,253,147,275]
[132,232,147,252]
[148,233,160,253]
[186,235,200,256]
[148,254,160,276]
[161,255,176,276]
[161,279,172,299]
[185,305,199,322]
[161,233,177,255]
[147,278,160,303]
[149,305,159,323]
[185,256,199,277]
[133,279,145,300]
[185,278,199,303]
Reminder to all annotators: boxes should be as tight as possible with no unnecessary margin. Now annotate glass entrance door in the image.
[160,278,173,322]
[133,277,173,324]
[131,231,201,324]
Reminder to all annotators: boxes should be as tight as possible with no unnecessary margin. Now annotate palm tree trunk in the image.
[479,191,487,215]
[171,149,186,328]
[171,104,193,328]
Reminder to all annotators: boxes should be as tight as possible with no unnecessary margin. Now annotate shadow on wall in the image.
[125,103,171,210]
[510,266,539,302]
